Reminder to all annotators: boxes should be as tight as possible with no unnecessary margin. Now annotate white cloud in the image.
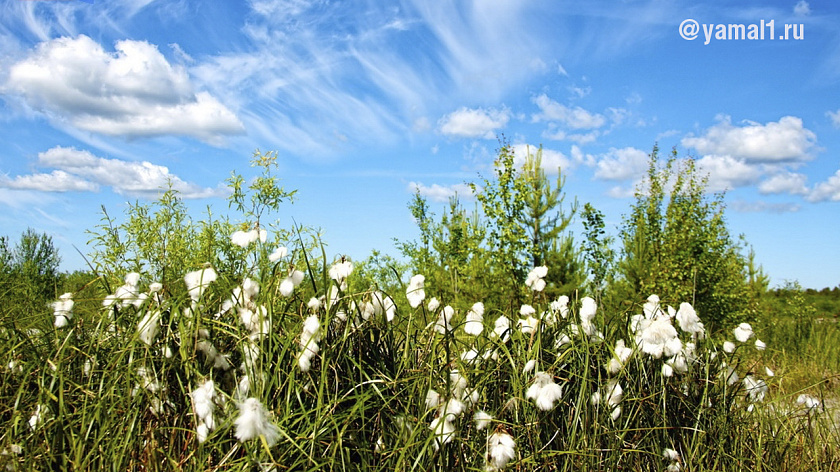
[758,172,809,195]
[793,1,811,16]
[730,200,801,213]
[808,169,840,202]
[593,147,649,181]
[0,146,226,199]
[827,109,840,128]
[1,170,97,193]
[5,35,244,144]
[681,115,816,163]
[438,107,510,139]
[532,94,605,129]
[510,144,572,175]
[695,154,763,192]
[408,181,473,202]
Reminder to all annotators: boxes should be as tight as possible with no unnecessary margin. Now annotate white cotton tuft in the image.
[268,246,288,262]
[137,310,161,346]
[526,372,563,411]
[234,398,281,446]
[328,259,354,283]
[733,323,754,343]
[53,292,74,328]
[492,315,511,342]
[427,297,440,312]
[434,306,455,334]
[486,431,516,470]
[184,267,217,302]
[406,274,426,308]
[464,302,484,335]
[755,339,766,351]
[723,341,736,354]
[474,410,493,431]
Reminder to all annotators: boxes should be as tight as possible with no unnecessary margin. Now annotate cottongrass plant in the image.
[1,242,838,471]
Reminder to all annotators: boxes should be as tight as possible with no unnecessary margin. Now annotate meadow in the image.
[1,148,838,471]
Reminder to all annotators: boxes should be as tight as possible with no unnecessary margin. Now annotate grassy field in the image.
[1,255,838,471]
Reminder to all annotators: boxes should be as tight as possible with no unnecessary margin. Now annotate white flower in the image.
[429,415,456,448]
[663,448,681,462]
[137,310,161,346]
[525,265,548,292]
[279,269,305,297]
[406,274,426,308]
[550,295,570,319]
[579,297,597,325]
[427,297,440,312]
[53,292,74,328]
[796,394,822,411]
[464,302,484,335]
[474,410,493,431]
[523,359,537,374]
[268,246,288,262]
[605,339,633,375]
[643,295,665,319]
[298,315,321,371]
[765,366,775,377]
[28,404,49,431]
[461,348,480,364]
[518,315,539,335]
[234,398,281,446]
[492,316,511,342]
[486,431,516,470]
[743,375,768,405]
[307,297,322,313]
[675,302,705,338]
[519,304,536,316]
[755,339,766,351]
[634,316,679,359]
[184,267,217,302]
[434,306,455,334]
[328,259,354,283]
[371,291,397,322]
[733,323,754,343]
[661,363,674,377]
[723,341,736,354]
[425,389,441,410]
[526,372,563,411]
[231,229,256,247]
[190,380,216,443]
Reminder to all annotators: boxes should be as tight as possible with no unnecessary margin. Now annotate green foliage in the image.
[86,150,299,291]
[470,141,529,305]
[581,202,616,303]
[0,229,62,329]
[618,146,750,331]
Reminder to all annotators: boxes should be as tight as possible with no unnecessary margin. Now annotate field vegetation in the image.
[0,145,837,471]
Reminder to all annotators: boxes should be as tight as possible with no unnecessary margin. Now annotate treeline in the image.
[394,141,775,332]
[2,144,835,335]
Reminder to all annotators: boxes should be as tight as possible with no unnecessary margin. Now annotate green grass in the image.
[1,258,838,471]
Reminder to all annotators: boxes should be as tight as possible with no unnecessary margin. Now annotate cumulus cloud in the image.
[730,200,801,213]
[828,109,840,128]
[531,94,605,130]
[695,154,763,192]
[808,169,840,202]
[4,35,244,144]
[438,107,510,139]
[0,146,226,199]
[510,144,573,175]
[593,147,649,181]
[681,115,816,163]
[758,172,809,196]
[793,1,811,16]
[408,181,473,202]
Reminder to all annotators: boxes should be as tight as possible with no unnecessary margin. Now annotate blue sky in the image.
[0,0,838,289]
